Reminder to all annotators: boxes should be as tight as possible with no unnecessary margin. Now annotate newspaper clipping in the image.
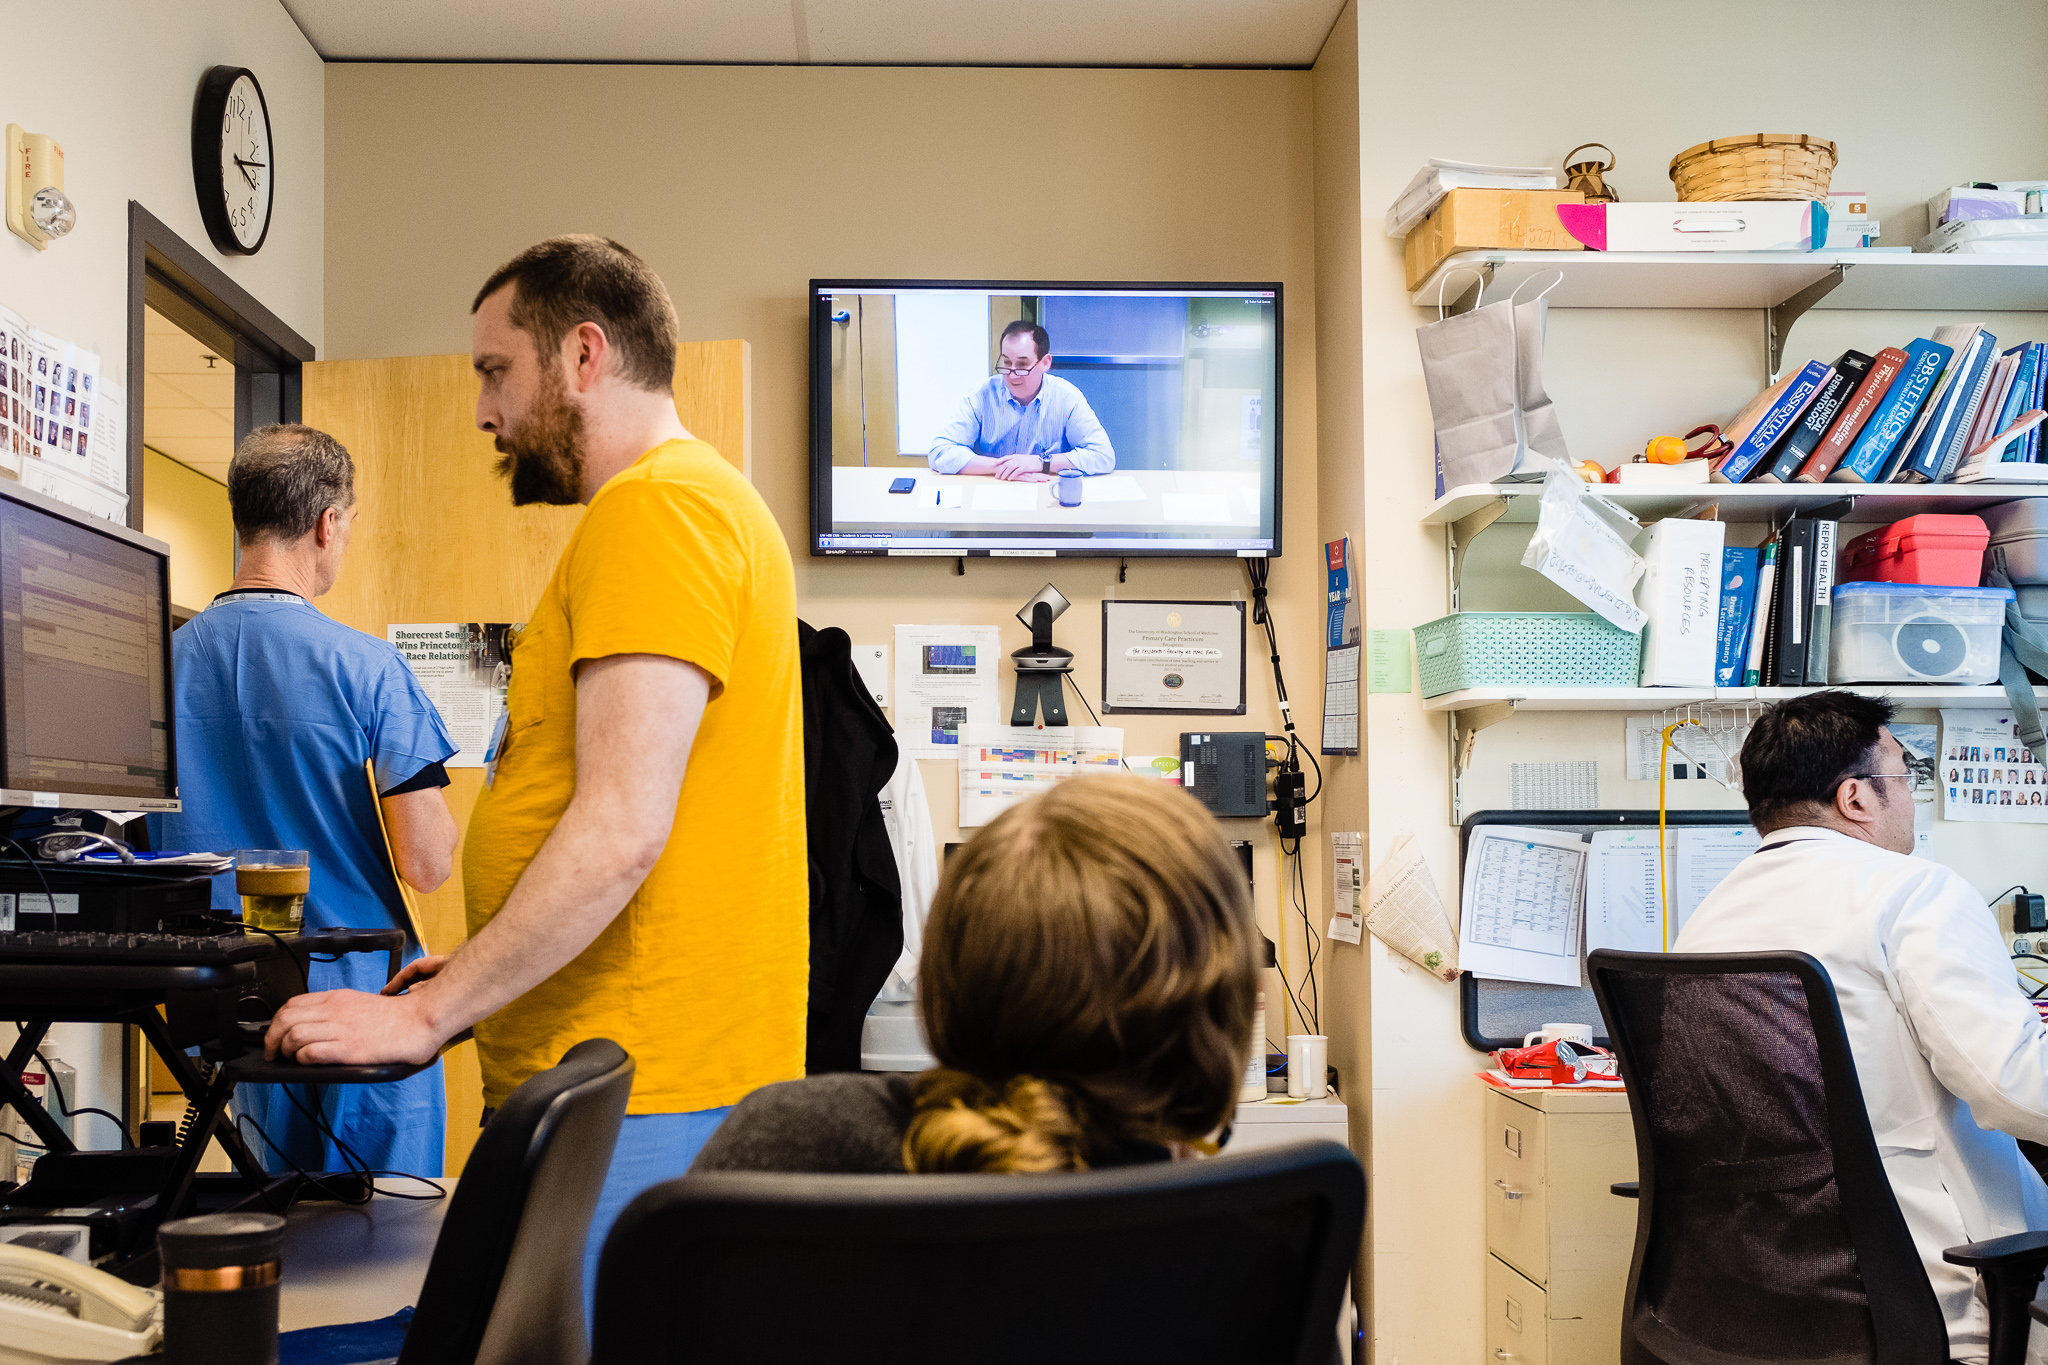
[389,622,519,768]
[1362,832,1460,981]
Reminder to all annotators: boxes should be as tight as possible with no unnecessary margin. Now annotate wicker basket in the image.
[1669,134,1837,203]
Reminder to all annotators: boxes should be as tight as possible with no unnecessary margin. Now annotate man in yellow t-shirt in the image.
[265,234,807,1300]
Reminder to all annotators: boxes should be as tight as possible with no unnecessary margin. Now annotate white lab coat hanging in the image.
[1678,827,2048,1365]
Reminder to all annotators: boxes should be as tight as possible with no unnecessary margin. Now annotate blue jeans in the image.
[582,1106,733,1321]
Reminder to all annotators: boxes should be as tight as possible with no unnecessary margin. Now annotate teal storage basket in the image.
[1413,612,1644,697]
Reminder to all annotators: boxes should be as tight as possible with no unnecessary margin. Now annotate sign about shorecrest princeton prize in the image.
[1100,600,1246,715]
[389,623,521,768]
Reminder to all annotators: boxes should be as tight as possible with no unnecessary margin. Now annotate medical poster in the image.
[389,623,520,768]
[955,723,1123,827]
[893,624,1002,757]
[1099,600,1245,714]
[1938,711,2048,823]
[1890,723,1938,848]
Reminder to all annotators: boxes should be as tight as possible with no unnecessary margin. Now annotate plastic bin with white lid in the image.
[1829,582,2013,685]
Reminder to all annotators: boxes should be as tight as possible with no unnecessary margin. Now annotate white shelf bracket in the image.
[1448,699,1518,825]
[1765,263,1849,382]
[1447,496,1511,613]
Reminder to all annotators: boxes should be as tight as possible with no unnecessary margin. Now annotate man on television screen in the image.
[928,320,1114,481]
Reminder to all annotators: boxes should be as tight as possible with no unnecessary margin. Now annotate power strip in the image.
[2014,936,2047,959]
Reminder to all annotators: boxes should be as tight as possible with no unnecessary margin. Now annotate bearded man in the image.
[264,235,807,1306]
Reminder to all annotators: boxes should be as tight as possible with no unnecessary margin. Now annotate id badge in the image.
[483,708,510,789]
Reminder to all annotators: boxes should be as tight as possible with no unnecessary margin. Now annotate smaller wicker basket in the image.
[1669,134,1837,203]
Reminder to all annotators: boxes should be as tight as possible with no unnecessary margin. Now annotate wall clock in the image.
[192,65,273,255]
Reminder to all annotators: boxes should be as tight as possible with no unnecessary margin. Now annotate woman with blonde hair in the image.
[690,774,1260,1174]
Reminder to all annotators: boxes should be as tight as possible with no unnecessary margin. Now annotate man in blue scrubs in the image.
[928,320,1115,480]
[155,424,460,1177]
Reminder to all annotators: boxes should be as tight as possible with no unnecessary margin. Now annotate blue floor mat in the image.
[278,1306,413,1365]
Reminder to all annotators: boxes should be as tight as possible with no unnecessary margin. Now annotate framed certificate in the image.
[1100,600,1246,715]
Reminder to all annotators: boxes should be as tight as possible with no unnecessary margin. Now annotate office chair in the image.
[395,1038,634,1365]
[590,1138,1363,1365]
[1588,949,2048,1365]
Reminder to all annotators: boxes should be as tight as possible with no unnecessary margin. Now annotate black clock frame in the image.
[191,64,272,257]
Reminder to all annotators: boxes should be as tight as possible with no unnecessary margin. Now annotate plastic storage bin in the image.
[1828,582,2013,685]
[1413,612,1644,697]
[1984,499,2048,583]
[1839,514,1989,587]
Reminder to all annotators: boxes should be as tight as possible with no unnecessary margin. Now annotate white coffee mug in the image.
[1522,1022,1594,1049]
[1287,1034,1329,1099]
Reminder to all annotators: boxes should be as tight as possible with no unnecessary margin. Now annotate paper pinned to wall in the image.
[1584,825,1758,955]
[956,723,1124,827]
[388,623,518,767]
[1457,825,1587,987]
[1362,833,1460,979]
[1938,711,2048,823]
[1329,832,1364,945]
[894,624,1003,758]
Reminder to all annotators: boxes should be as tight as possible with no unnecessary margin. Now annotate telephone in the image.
[0,1241,162,1364]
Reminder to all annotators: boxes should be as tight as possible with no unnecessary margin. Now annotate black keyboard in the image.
[0,931,266,964]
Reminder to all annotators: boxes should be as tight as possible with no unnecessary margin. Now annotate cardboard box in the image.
[1635,517,1727,687]
[1557,200,1827,253]
[1404,189,1586,291]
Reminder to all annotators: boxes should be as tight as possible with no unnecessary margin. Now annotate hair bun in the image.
[903,1070,1088,1173]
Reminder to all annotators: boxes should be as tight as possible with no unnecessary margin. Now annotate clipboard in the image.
[1457,808,1752,1052]
[366,760,430,953]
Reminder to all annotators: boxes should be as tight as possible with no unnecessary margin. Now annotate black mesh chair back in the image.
[592,1138,1363,1365]
[1587,949,1947,1365]
[398,1038,634,1365]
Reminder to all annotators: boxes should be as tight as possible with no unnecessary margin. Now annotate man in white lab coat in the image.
[1677,691,2048,1365]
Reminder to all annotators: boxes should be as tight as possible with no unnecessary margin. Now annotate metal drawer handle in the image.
[1494,1179,1525,1201]
[1495,1351,1519,1361]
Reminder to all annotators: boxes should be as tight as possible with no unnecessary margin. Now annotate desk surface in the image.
[280,1183,450,1331]
[829,465,1265,531]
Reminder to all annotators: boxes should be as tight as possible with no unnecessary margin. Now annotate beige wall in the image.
[0,0,324,381]
[142,449,235,612]
[1334,2,2048,1361]
[322,63,1329,1056]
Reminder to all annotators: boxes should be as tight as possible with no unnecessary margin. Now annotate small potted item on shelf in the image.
[1603,427,1731,485]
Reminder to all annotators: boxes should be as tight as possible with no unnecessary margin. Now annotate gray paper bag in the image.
[1415,274,1569,488]
[1417,300,1525,489]
[1514,295,1571,466]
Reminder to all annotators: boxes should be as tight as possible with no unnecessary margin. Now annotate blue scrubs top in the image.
[152,592,458,1178]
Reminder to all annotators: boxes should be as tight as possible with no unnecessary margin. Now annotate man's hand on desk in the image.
[264,985,447,1067]
[990,454,1055,483]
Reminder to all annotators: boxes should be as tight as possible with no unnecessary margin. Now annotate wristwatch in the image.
[1041,457,1054,475]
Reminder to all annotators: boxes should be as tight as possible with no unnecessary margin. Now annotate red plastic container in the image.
[1838,514,1990,587]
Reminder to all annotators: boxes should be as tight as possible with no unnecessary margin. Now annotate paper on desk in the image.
[1584,825,1758,955]
[956,723,1124,827]
[1081,475,1146,504]
[1160,492,1233,526]
[894,624,1002,757]
[1362,833,1461,981]
[972,483,1039,512]
[1458,825,1588,988]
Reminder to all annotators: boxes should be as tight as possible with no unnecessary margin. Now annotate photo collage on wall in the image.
[1940,710,2048,824]
[0,303,128,523]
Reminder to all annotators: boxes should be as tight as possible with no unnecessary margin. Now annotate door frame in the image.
[125,201,314,532]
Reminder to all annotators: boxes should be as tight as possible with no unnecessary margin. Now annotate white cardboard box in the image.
[1557,200,1826,253]
[1635,518,1727,686]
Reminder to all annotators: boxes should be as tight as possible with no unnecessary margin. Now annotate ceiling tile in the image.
[280,0,1342,65]
[147,371,236,411]
[143,407,234,441]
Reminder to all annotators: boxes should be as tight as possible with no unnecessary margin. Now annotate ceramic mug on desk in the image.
[1522,1022,1595,1049]
[1055,469,1084,507]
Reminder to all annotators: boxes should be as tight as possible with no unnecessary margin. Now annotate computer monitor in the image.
[0,482,176,811]
[809,279,1282,558]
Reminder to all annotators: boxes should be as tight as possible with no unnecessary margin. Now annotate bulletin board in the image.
[1457,808,1755,1053]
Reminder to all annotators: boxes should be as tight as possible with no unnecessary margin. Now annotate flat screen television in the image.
[809,280,1281,558]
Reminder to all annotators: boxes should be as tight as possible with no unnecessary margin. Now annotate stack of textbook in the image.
[1707,325,2048,486]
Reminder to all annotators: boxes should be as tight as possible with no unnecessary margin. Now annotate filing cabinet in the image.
[1482,1082,1637,1365]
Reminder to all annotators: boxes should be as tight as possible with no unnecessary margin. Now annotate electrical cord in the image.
[276,1081,444,1202]
[1285,837,1321,1034]
[1243,558,1322,803]
[5,1029,134,1151]
[214,917,310,992]
[1990,884,2030,911]
[1,839,57,914]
